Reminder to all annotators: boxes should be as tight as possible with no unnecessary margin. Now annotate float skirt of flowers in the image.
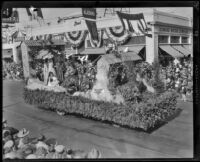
[23,88,179,131]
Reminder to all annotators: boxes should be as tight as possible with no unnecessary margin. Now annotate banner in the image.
[116,11,152,37]
[26,8,34,20]
[82,8,99,44]
[36,8,43,19]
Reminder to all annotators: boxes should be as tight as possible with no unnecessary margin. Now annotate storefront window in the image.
[127,36,145,44]
[171,36,180,43]
[182,37,189,44]
[158,35,169,44]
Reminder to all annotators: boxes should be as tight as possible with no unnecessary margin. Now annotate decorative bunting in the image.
[64,30,87,48]
[104,26,130,45]
[116,11,152,37]
[88,30,103,48]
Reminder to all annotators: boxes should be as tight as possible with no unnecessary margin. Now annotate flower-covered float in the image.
[23,9,179,131]
[23,37,179,131]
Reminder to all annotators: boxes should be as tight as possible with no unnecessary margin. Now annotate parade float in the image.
[21,8,179,131]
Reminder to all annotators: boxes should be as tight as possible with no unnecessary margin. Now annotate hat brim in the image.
[17,131,29,138]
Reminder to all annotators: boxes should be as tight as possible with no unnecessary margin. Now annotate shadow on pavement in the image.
[146,108,183,134]
[36,105,183,134]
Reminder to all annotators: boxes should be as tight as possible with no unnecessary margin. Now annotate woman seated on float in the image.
[47,72,59,87]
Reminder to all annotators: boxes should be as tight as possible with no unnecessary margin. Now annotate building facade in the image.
[2,9,193,65]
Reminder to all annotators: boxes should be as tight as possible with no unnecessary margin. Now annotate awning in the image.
[118,45,144,54]
[171,45,190,56]
[81,48,105,55]
[99,52,142,65]
[183,45,192,54]
[159,45,184,58]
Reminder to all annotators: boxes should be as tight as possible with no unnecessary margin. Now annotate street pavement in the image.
[3,80,193,158]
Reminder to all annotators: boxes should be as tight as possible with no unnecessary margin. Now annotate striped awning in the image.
[118,45,144,54]
[171,45,190,56]
[99,52,142,65]
[159,45,184,58]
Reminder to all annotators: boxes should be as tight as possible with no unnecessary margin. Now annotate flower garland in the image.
[104,26,131,45]
[64,30,87,48]
[88,30,103,48]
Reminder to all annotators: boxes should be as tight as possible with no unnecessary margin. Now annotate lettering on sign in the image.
[83,10,95,17]
[171,27,179,33]
[82,8,96,20]
[159,27,170,33]
[159,27,189,34]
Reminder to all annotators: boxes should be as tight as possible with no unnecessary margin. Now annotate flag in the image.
[26,7,43,21]
[82,8,98,42]
[26,8,34,20]
[36,8,43,19]
[11,10,19,23]
[116,11,151,37]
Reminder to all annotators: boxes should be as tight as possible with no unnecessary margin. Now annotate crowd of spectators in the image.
[160,58,193,101]
[3,119,101,159]
[3,58,24,80]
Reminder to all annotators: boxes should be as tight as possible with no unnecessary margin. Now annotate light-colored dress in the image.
[43,63,49,85]
[48,76,59,87]
[48,61,56,75]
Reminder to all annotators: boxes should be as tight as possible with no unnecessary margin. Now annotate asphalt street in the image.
[3,80,193,158]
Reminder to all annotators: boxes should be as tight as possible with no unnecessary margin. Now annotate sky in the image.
[17,7,193,24]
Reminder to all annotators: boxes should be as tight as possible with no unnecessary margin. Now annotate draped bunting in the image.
[22,12,152,48]
[116,11,152,37]
[64,30,87,48]
[88,30,103,48]
[104,26,130,45]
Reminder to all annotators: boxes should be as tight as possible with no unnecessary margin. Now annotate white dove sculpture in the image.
[123,47,129,53]
[78,55,88,64]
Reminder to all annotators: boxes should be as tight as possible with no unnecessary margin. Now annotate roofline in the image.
[153,9,191,21]
[148,21,192,30]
